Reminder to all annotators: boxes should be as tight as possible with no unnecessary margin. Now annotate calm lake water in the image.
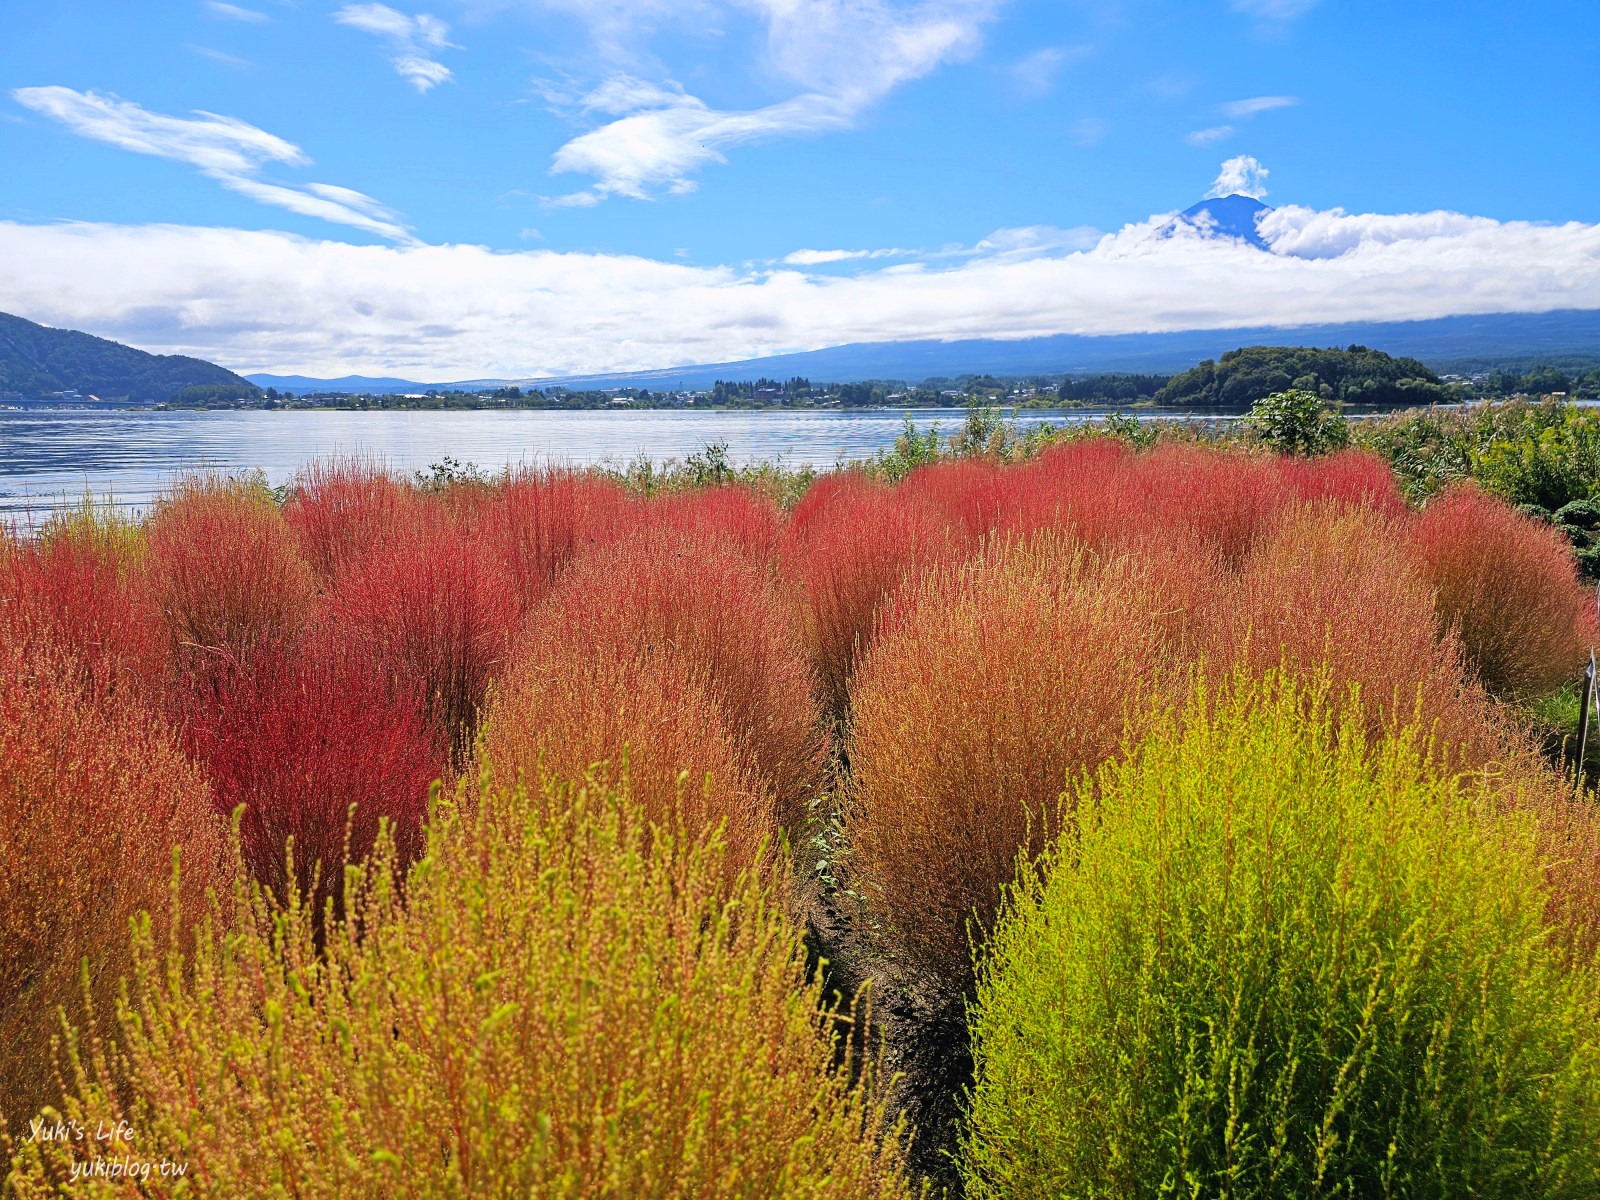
[0,405,1228,523]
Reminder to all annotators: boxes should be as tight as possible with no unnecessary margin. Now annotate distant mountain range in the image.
[0,311,258,404]
[248,309,1600,395]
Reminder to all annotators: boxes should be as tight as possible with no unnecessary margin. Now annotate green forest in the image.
[1153,344,1453,407]
[0,312,259,405]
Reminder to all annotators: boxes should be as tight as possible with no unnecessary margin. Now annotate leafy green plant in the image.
[1244,388,1350,456]
[872,414,943,482]
[964,672,1600,1200]
[4,775,912,1199]
[415,455,492,492]
[684,439,734,486]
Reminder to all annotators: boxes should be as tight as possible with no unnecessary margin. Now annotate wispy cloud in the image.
[1185,125,1233,146]
[544,1,1003,205]
[204,1,270,22]
[783,246,912,265]
[1231,0,1318,23]
[10,87,413,242]
[1010,45,1088,98]
[6,199,1594,379]
[1218,94,1299,119]
[187,45,254,68]
[1205,154,1269,200]
[334,4,457,93]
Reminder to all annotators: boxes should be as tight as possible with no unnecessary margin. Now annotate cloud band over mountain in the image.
[0,199,1596,379]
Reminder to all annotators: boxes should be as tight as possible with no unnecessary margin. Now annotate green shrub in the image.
[5,775,910,1199]
[1244,389,1349,456]
[964,673,1600,1200]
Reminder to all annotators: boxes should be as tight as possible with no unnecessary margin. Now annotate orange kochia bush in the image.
[1206,501,1510,771]
[507,525,824,836]
[778,471,960,719]
[0,640,229,1131]
[143,475,316,670]
[481,642,776,879]
[1407,483,1592,698]
[846,534,1177,989]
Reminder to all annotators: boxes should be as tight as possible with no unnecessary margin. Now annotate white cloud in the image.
[783,246,912,264]
[1218,94,1299,119]
[967,225,1104,256]
[187,45,255,68]
[334,4,457,93]
[1205,154,1269,199]
[204,1,270,22]
[3,203,1595,379]
[1185,125,1233,146]
[549,91,853,205]
[10,87,413,242]
[544,1,1002,203]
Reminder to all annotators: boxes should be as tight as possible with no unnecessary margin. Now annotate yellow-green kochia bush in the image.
[963,674,1600,1200]
[5,774,912,1200]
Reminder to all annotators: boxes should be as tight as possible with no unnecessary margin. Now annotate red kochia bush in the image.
[180,627,439,917]
[0,505,161,695]
[778,472,959,718]
[475,469,629,616]
[899,459,1007,542]
[993,437,1135,548]
[532,526,824,833]
[644,483,783,563]
[1117,444,1288,563]
[847,536,1173,989]
[481,641,776,879]
[1210,502,1506,769]
[999,441,1356,563]
[325,509,519,763]
[144,475,316,667]
[1278,447,1407,517]
[1408,484,1592,698]
[283,457,420,582]
[0,640,229,1129]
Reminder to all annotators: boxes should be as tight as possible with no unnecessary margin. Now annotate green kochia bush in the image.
[964,674,1600,1200]
[6,775,911,1200]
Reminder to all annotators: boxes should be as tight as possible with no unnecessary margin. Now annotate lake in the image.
[0,405,1229,523]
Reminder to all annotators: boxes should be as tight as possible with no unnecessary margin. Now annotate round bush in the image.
[145,474,316,667]
[1408,483,1593,698]
[847,535,1172,989]
[965,674,1600,1200]
[481,637,777,879]
[10,777,912,1199]
[325,506,520,763]
[178,624,441,919]
[778,471,956,720]
[1212,501,1507,771]
[0,500,162,697]
[0,641,230,1132]
[536,526,824,834]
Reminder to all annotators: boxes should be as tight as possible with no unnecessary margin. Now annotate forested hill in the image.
[0,312,259,404]
[1154,345,1451,408]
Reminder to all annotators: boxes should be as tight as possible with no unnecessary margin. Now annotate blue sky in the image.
[2,1,1598,379]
